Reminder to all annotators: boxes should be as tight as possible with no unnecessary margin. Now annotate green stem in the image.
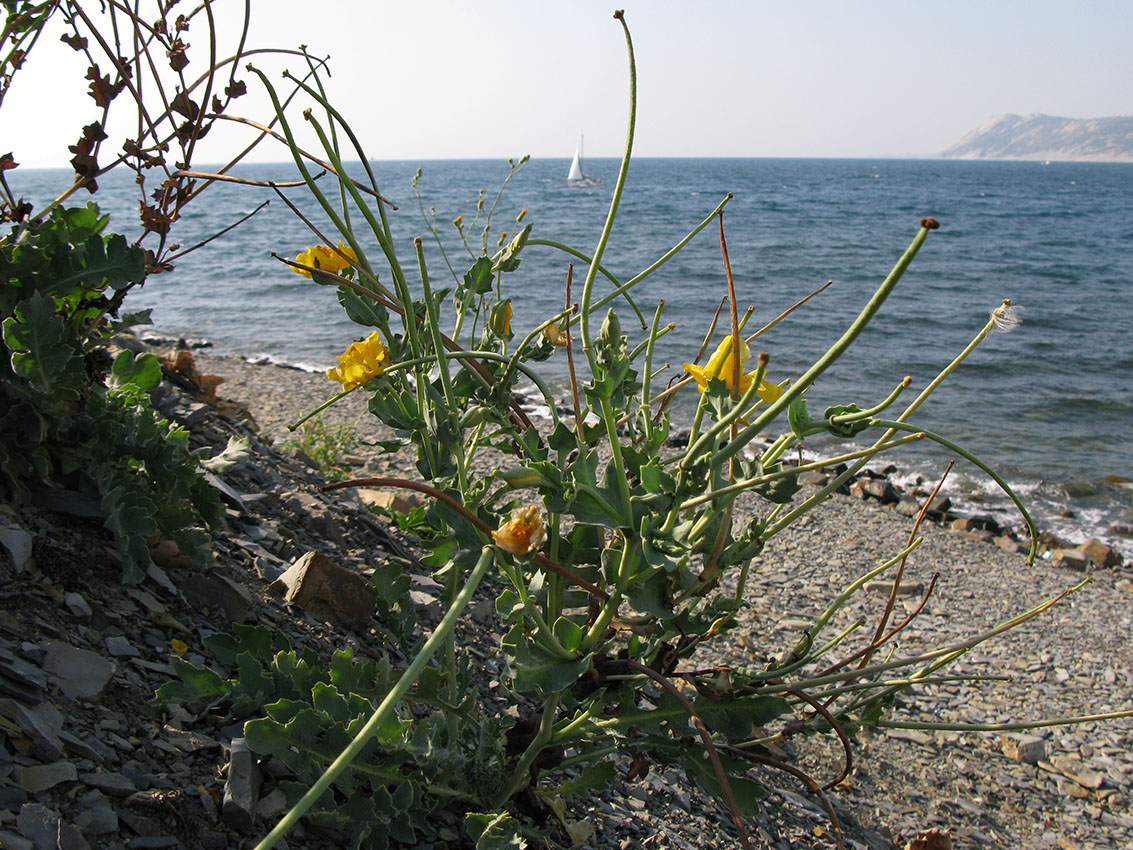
[494,693,561,807]
[288,388,352,431]
[870,419,1037,554]
[682,433,924,509]
[579,12,637,371]
[870,710,1133,733]
[253,546,496,850]
[715,221,936,466]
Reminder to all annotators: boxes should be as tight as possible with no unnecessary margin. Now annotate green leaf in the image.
[787,396,812,439]
[338,284,389,329]
[502,624,591,695]
[463,257,494,294]
[200,435,251,473]
[539,759,618,799]
[2,291,85,400]
[822,403,872,438]
[155,656,232,703]
[203,625,282,668]
[552,617,584,653]
[107,349,161,396]
[464,812,527,850]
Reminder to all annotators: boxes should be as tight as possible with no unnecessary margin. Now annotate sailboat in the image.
[567,135,604,186]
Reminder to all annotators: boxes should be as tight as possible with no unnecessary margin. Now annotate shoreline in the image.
[192,348,1132,574]
[187,346,1133,848]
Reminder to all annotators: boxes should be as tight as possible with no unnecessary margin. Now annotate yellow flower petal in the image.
[492,506,546,555]
[293,241,357,278]
[327,330,389,391]
[543,321,568,347]
[684,335,781,404]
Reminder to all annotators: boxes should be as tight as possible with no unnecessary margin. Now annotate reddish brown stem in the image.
[626,660,751,850]
[321,477,607,599]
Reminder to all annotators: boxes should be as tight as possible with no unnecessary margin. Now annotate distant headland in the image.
[942,113,1133,162]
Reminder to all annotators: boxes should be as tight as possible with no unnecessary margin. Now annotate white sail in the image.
[567,148,584,181]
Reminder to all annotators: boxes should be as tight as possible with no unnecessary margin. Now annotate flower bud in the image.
[488,299,513,337]
[498,466,548,489]
[460,405,493,427]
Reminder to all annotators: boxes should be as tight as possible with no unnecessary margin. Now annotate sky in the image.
[5,0,1133,168]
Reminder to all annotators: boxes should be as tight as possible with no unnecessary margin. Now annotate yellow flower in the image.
[326,331,389,391]
[543,320,568,347]
[683,336,782,403]
[489,300,513,336]
[492,506,546,555]
[293,241,357,278]
[170,639,188,654]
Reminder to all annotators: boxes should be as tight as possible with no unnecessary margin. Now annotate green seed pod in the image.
[498,466,548,489]
[460,405,493,427]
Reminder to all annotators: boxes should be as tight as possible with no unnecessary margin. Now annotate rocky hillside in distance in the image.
[942,113,1133,162]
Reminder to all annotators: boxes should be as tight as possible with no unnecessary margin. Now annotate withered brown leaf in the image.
[167,39,189,71]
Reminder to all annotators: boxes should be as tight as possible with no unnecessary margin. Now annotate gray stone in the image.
[16,803,59,850]
[0,831,34,850]
[222,737,261,832]
[1001,733,1046,764]
[179,573,252,623]
[79,771,137,797]
[73,803,118,836]
[1050,754,1105,789]
[57,822,90,850]
[1077,538,1122,569]
[0,524,33,572]
[129,838,179,849]
[63,592,93,619]
[850,478,900,505]
[0,699,64,760]
[0,650,47,704]
[13,760,77,794]
[255,787,288,820]
[1052,549,1091,571]
[865,579,925,597]
[42,642,116,699]
[104,636,140,658]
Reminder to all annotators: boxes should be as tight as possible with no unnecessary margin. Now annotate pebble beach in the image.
[2,348,1130,850]
[199,351,1133,849]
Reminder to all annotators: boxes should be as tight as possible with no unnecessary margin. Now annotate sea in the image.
[15,158,1133,558]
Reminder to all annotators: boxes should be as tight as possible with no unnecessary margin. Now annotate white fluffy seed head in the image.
[991,300,1023,333]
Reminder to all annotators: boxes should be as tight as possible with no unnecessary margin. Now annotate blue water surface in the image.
[15,157,1133,553]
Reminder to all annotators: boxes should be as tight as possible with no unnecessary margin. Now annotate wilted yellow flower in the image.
[453,215,463,229]
[489,300,513,336]
[684,336,781,403]
[543,320,568,347]
[497,231,508,247]
[293,241,357,278]
[492,506,546,555]
[326,331,389,391]
[516,208,528,223]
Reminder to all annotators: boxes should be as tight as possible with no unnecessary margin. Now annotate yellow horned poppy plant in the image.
[293,241,357,278]
[492,506,546,555]
[326,331,389,391]
[684,335,782,403]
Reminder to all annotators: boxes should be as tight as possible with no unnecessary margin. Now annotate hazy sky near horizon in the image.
[6,0,1132,168]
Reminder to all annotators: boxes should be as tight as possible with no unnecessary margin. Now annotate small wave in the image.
[243,353,329,374]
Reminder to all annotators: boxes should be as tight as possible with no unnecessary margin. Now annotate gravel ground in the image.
[190,351,1133,850]
[6,349,1118,849]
